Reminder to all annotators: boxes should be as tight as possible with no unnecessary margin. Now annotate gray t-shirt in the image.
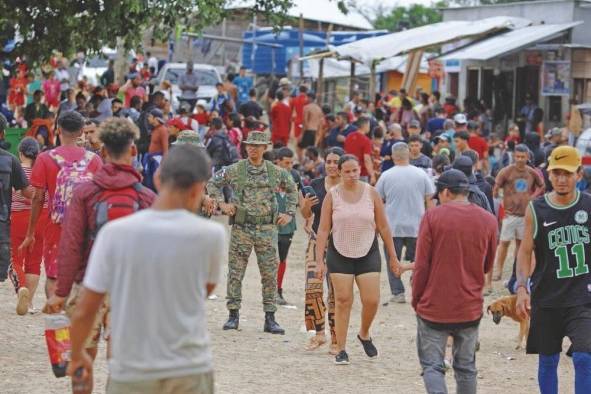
[179,72,199,99]
[376,164,435,238]
[410,153,432,169]
[84,209,227,382]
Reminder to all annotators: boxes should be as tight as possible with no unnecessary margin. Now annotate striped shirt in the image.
[12,166,48,212]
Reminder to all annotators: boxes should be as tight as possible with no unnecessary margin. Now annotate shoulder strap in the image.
[235,160,248,192]
[265,161,279,190]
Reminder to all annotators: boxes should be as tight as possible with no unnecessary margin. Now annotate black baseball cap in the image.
[436,169,470,192]
[452,156,474,177]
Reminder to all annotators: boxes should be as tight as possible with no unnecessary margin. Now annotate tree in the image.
[372,3,445,32]
[0,0,312,64]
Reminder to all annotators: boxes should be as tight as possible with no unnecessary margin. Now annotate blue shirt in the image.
[427,117,445,134]
[233,76,253,105]
[326,125,356,148]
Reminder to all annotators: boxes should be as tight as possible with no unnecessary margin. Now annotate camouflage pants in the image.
[227,224,278,313]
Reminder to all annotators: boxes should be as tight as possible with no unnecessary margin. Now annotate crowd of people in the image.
[0,52,590,394]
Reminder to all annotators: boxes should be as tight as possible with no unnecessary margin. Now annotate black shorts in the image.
[298,130,316,149]
[278,234,293,262]
[526,303,591,355]
[327,238,381,276]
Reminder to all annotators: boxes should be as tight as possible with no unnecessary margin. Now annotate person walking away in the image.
[239,88,263,120]
[20,111,102,298]
[207,131,297,334]
[316,155,401,364]
[9,137,47,315]
[233,66,253,109]
[376,142,435,304]
[69,145,224,394]
[100,60,115,88]
[274,147,301,306]
[300,147,343,353]
[270,90,291,147]
[413,169,497,394]
[467,121,489,174]
[516,146,591,394]
[300,92,323,158]
[408,135,432,170]
[344,117,376,185]
[291,85,308,143]
[453,155,493,213]
[44,118,155,392]
[179,61,199,112]
[493,144,544,283]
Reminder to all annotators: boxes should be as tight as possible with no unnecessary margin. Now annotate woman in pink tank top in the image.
[315,154,401,365]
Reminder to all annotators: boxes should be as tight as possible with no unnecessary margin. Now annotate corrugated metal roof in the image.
[332,16,532,65]
[227,0,373,30]
[439,22,582,61]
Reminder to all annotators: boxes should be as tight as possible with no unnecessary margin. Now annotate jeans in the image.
[417,316,479,394]
[384,237,416,295]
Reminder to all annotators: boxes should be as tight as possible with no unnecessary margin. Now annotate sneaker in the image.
[390,293,406,304]
[334,350,350,365]
[357,335,378,358]
[276,292,288,306]
[16,287,30,316]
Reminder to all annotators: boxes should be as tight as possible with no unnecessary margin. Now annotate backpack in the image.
[49,150,96,224]
[213,133,240,167]
[92,183,143,238]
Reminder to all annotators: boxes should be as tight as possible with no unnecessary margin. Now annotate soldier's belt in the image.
[243,214,274,225]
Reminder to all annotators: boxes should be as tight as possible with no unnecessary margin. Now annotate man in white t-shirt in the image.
[68,145,227,394]
[376,142,435,304]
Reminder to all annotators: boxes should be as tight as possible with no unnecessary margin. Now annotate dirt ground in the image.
[0,215,576,394]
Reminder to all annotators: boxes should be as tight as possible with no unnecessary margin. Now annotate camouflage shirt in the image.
[207,159,298,219]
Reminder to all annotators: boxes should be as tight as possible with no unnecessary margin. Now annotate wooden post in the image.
[317,24,332,105]
[369,60,377,103]
[349,61,356,100]
[318,57,325,103]
[221,18,227,66]
[299,13,304,81]
[401,49,424,95]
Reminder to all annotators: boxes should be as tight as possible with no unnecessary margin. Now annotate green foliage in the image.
[0,0,296,64]
[373,4,443,32]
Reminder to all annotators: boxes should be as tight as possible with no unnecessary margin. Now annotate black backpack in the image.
[213,133,240,167]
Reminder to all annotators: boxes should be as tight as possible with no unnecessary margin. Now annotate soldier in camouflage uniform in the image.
[207,131,297,334]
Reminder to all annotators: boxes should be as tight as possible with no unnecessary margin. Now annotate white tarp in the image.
[306,56,429,79]
[332,16,532,65]
[438,22,582,61]
[227,0,373,30]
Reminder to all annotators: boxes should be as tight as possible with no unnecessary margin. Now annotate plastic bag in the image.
[44,314,71,378]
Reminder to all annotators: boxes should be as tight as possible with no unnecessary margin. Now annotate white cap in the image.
[453,113,467,124]
[279,77,291,86]
[196,99,208,109]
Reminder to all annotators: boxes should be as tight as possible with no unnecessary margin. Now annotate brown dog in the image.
[487,295,530,350]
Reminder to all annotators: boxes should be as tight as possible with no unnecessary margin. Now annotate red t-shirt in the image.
[290,94,308,137]
[412,203,498,324]
[468,135,489,160]
[344,131,372,177]
[30,146,103,214]
[270,102,292,139]
[124,86,146,107]
[192,112,209,126]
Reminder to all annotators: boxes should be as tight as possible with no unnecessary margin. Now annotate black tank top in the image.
[530,191,591,308]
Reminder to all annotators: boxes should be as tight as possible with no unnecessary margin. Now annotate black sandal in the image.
[357,334,378,358]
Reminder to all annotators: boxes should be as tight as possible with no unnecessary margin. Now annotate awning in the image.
[329,16,531,66]
[306,56,429,79]
[438,22,582,61]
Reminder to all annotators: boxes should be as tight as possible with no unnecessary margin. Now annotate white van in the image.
[155,63,222,110]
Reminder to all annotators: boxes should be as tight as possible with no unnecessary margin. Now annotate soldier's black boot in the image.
[223,310,239,330]
[263,312,285,335]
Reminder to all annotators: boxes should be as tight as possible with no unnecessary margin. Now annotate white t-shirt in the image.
[376,164,436,238]
[84,209,227,382]
[55,68,70,91]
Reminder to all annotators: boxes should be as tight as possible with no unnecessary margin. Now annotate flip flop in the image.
[305,335,327,351]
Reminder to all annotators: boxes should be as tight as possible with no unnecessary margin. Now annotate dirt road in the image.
[0,216,575,393]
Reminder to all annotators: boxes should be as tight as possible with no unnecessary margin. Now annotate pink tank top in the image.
[331,183,376,258]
